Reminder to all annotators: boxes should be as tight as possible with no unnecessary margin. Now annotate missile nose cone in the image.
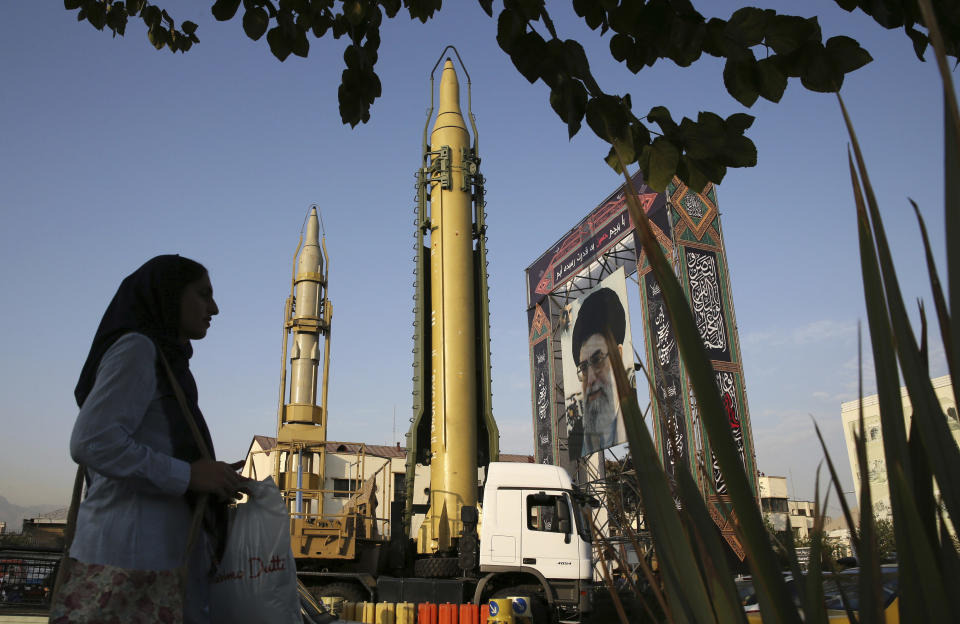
[300,207,323,274]
[434,59,467,134]
[306,207,320,247]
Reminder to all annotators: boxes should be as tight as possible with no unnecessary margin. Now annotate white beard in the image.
[583,381,617,452]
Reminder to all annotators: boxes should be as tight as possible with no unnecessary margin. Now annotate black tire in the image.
[490,586,553,624]
[311,581,367,604]
[413,556,461,578]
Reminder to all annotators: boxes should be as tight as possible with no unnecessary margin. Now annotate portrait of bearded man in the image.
[570,287,628,456]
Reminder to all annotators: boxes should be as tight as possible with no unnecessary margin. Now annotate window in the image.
[393,473,406,502]
[795,509,806,517]
[761,497,788,513]
[332,478,358,499]
[526,493,571,533]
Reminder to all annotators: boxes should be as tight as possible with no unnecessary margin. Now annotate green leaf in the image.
[211,0,242,22]
[406,0,441,23]
[267,26,292,61]
[64,0,83,10]
[725,7,768,47]
[243,7,269,41]
[344,0,366,26]
[561,39,591,81]
[507,31,546,84]
[181,20,198,36]
[647,137,680,192]
[572,0,605,31]
[496,8,525,54]
[610,33,631,62]
[549,78,588,139]
[86,2,108,30]
[825,35,872,74]
[723,57,759,107]
[291,28,309,57]
[585,94,630,147]
[799,42,843,92]
[765,14,815,55]
[725,112,754,133]
[755,57,787,102]
[146,25,167,50]
[508,0,544,22]
[646,105,677,134]
[476,0,493,18]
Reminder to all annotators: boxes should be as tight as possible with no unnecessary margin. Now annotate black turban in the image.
[571,287,626,362]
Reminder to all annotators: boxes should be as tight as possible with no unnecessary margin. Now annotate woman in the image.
[67,255,245,623]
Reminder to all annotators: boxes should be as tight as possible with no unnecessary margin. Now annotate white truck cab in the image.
[477,463,594,619]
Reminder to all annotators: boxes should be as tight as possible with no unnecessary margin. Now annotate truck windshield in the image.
[566,492,592,543]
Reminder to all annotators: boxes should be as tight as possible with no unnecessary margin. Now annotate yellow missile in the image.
[275,206,331,519]
[421,59,478,554]
[291,207,323,406]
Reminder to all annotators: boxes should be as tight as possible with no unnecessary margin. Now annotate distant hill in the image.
[0,495,63,533]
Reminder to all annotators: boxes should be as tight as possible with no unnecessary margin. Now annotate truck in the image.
[263,50,596,623]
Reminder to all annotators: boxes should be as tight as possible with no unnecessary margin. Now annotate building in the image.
[758,475,817,539]
[242,435,534,539]
[840,374,959,521]
[758,475,790,533]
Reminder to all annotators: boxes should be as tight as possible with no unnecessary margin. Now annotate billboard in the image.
[526,170,658,308]
[558,268,633,458]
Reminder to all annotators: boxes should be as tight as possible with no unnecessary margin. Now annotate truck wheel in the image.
[490,587,553,624]
[312,581,366,604]
[413,556,460,578]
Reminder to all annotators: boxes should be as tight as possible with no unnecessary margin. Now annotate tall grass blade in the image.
[890,465,953,621]
[845,124,929,618]
[937,509,960,604]
[908,413,939,552]
[853,419,882,623]
[910,199,956,399]
[589,514,631,624]
[614,153,801,624]
[676,465,747,623]
[812,420,861,555]
[605,473,672,621]
[607,330,715,624]
[801,473,828,624]
[841,94,960,530]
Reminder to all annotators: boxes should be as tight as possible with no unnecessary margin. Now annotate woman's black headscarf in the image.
[75,254,216,464]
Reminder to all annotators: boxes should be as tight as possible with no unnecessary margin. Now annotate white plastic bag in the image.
[209,477,300,624]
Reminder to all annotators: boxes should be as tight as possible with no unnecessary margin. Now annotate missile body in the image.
[275,206,331,519]
[291,209,324,406]
[422,60,479,554]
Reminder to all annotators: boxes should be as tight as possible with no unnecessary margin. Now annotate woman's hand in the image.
[188,459,251,501]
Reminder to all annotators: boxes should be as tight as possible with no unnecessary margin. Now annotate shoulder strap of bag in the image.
[156,346,212,461]
[155,345,212,575]
[50,465,85,601]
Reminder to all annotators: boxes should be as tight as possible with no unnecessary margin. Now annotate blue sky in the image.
[0,1,952,514]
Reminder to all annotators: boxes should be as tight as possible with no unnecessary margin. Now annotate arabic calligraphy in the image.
[711,370,746,494]
[645,274,687,490]
[687,249,727,352]
[531,340,554,464]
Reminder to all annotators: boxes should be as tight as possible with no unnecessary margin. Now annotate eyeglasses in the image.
[576,350,609,380]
